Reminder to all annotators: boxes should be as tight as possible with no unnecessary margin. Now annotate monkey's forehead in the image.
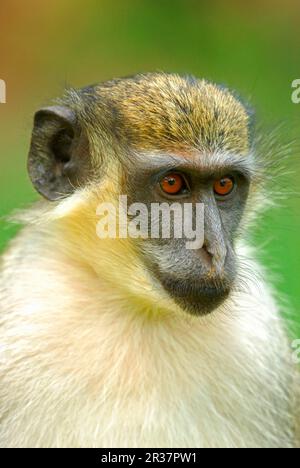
[78,73,251,155]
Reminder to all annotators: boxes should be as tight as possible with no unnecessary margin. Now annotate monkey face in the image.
[124,151,251,316]
[27,73,254,316]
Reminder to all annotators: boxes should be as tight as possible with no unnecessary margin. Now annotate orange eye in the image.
[214,176,234,197]
[161,173,185,195]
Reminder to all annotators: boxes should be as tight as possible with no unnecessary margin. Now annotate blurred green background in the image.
[0,0,300,335]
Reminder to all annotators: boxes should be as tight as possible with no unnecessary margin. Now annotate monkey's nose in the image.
[199,242,227,275]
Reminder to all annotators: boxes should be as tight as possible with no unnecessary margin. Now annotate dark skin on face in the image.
[27,74,253,316]
[125,152,251,316]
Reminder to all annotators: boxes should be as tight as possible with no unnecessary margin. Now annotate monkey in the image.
[0,73,299,448]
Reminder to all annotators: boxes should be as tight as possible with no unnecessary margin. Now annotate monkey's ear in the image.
[28,106,91,201]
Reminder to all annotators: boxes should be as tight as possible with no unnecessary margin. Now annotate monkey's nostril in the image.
[199,245,213,267]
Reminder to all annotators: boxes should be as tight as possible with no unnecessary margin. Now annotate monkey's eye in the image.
[160,173,189,196]
[213,176,235,197]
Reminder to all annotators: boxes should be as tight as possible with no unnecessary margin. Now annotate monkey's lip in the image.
[157,275,232,316]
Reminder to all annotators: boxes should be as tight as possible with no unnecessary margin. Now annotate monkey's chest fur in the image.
[0,238,294,448]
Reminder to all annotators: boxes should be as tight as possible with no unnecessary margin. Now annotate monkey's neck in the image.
[2,224,294,447]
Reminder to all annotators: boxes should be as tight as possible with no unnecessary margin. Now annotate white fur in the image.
[0,209,297,448]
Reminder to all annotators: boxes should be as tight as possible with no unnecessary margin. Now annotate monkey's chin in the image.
[158,277,231,316]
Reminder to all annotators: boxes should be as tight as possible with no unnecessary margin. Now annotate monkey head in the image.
[27,73,254,316]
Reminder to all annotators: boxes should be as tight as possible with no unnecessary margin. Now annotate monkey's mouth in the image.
[157,275,232,316]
